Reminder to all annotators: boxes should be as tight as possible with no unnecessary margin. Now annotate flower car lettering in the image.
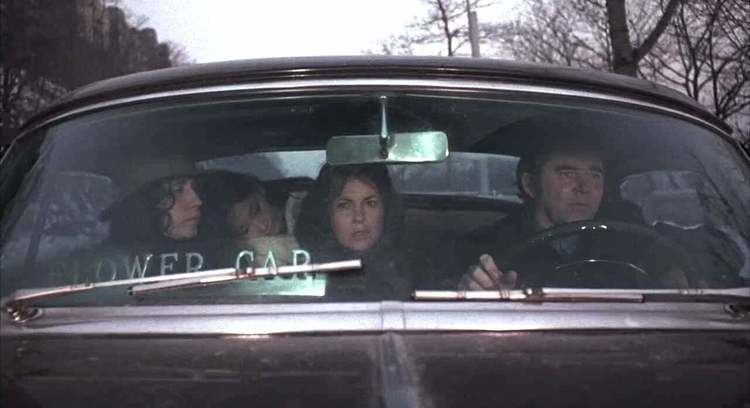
[127,254,154,279]
[185,252,204,272]
[95,258,119,282]
[159,252,179,275]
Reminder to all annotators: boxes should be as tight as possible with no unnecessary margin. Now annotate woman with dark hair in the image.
[107,176,204,246]
[83,157,212,280]
[199,171,277,240]
[104,155,207,246]
[295,163,410,300]
[199,171,298,267]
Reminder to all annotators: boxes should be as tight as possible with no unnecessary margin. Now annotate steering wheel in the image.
[499,220,691,288]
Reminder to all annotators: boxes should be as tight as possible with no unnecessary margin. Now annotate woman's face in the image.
[160,178,203,240]
[331,177,384,252]
[227,191,282,241]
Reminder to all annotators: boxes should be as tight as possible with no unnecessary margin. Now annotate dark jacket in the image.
[299,244,412,301]
[441,204,687,289]
[75,237,232,284]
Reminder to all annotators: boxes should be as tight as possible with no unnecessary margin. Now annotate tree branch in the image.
[633,0,680,62]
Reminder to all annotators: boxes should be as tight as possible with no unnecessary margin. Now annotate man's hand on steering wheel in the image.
[458,254,518,290]
[457,221,693,290]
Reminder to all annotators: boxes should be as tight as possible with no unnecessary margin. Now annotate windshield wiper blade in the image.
[3,260,362,322]
[128,260,361,295]
[412,287,750,302]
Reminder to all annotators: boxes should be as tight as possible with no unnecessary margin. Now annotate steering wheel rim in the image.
[499,220,691,286]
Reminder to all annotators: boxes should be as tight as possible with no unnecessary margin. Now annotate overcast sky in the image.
[121,0,519,63]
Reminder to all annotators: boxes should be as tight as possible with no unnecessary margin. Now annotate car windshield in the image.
[2,92,749,306]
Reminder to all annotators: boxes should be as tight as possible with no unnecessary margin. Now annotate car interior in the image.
[1,93,748,299]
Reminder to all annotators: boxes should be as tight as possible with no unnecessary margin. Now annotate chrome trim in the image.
[17,78,731,140]
[1,301,747,337]
[554,259,649,276]
[413,287,750,301]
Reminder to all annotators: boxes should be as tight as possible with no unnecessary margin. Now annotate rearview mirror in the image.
[326,131,449,165]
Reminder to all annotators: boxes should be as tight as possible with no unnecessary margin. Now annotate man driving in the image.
[458,137,688,290]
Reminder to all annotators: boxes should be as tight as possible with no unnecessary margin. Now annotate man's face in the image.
[160,178,203,240]
[523,151,604,229]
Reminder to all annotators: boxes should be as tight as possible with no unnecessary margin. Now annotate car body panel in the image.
[2,301,749,336]
[2,331,749,407]
[14,56,730,137]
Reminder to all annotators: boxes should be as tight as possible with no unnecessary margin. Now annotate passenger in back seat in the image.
[79,156,217,280]
[200,171,301,268]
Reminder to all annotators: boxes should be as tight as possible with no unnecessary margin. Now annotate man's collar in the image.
[521,206,547,233]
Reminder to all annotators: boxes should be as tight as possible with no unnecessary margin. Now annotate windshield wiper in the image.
[3,260,362,323]
[412,287,750,302]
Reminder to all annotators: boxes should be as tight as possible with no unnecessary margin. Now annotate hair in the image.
[295,164,403,260]
[515,136,606,202]
[197,171,266,240]
[107,178,181,245]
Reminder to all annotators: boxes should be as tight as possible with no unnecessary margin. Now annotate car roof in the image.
[21,55,730,133]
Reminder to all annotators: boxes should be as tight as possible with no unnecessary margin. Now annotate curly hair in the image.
[107,178,182,245]
[295,163,403,261]
[197,171,266,240]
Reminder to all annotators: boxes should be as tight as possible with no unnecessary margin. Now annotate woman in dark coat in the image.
[81,156,215,281]
[295,163,410,300]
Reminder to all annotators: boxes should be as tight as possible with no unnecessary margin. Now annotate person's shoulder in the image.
[464,207,527,244]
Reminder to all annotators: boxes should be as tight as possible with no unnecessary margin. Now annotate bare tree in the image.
[486,0,678,75]
[420,0,467,56]
[372,0,496,56]
[606,0,680,76]
[380,0,747,143]
[486,0,748,143]
[642,0,749,141]
[370,34,416,56]
[1,0,58,144]
[167,41,195,66]
[486,0,611,69]
[1,0,189,144]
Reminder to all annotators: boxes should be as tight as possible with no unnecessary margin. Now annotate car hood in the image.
[2,300,750,407]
